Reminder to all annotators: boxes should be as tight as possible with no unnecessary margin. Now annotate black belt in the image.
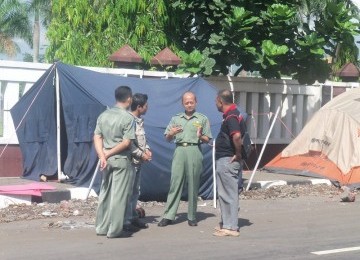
[176,142,199,147]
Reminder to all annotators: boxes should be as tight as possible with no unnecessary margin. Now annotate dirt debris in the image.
[0,184,354,224]
[240,184,342,200]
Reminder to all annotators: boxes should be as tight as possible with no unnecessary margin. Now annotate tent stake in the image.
[246,106,281,191]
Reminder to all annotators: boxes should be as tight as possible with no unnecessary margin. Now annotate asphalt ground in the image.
[2,171,359,260]
[1,194,360,260]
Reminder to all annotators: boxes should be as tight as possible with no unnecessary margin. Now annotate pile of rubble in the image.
[0,184,354,224]
[0,197,99,223]
[240,184,342,200]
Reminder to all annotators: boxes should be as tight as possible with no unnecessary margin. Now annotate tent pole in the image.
[86,160,100,200]
[246,106,281,191]
[55,68,61,181]
[227,75,235,103]
[212,139,217,208]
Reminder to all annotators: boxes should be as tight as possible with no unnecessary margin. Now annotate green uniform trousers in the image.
[95,157,134,238]
[163,145,203,221]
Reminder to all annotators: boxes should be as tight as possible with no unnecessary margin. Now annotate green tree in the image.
[298,0,360,74]
[316,1,359,72]
[46,0,170,67]
[45,0,359,83]
[169,0,359,84]
[0,0,31,57]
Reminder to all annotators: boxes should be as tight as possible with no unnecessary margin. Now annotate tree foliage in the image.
[44,0,359,84]
[0,0,31,57]
[26,0,52,62]
[169,0,359,84]
[314,1,360,72]
[46,0,170,67]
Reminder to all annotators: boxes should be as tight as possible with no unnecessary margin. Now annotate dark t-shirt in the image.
[215,105,241,160]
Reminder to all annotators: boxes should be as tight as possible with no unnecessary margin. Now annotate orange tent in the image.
[265,87,360,187]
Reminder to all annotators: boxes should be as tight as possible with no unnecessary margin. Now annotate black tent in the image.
[10,62,221,201]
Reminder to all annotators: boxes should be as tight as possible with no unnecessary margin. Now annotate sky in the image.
[353,0,360,8]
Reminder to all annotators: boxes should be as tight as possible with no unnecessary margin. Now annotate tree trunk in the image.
[331,43,341,77]
[33,10,40,63]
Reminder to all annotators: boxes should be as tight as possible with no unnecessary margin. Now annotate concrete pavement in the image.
[242,170,331,190]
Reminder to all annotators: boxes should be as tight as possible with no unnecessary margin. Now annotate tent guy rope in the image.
[0,65,56,159]
[246,105,281,191]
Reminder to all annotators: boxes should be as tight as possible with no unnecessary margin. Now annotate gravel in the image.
[240,184,342,200]
[0,184,353,224]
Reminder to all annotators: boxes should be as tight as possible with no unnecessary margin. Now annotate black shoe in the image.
[107,232,131,239]
[157,218,172,227]
[188,219,198,226]
[123,224,140,232]
[132,219,149,229]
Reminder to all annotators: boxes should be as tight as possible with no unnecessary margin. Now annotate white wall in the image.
[207,76,323,144]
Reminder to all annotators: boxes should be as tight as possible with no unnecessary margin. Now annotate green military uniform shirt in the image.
[164,111,212,143]
[94,106,135,158]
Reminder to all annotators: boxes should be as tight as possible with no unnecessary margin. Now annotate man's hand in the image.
[230,152,242,163]
[98,153,107,170]
[145,149,152,157]
[145,149,152,158]
[94,134,107,170]
[166,125,183,141]
[141,150,152,161]
[196,126,203,138]
[171,125,183,135]
[103,150,110,160]
[231,132,242,162]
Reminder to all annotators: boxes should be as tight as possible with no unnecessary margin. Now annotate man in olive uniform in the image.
[158,91,212,227]
[124,93,152,231]
[93,86,135,238]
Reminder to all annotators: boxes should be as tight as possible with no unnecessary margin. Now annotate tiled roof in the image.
[336,62,360,77]
[150,47,181,65]
[108,44,142,63]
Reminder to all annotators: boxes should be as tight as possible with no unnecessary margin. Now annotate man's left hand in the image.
[142,150,152,161]
[230,153,242,163]
[196,127,203,138]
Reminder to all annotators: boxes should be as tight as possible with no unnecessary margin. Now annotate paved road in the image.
[1,195,360,260]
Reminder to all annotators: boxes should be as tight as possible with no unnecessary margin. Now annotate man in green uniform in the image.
[158,91,212,227]
[93,86,135,238]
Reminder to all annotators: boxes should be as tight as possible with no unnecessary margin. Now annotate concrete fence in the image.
[207,76,322,145]
[207,77,359,145]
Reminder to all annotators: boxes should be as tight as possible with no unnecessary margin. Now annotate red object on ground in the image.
[0,183,56,197]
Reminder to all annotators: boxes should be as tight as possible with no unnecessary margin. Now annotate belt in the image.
[176,142,199,147]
